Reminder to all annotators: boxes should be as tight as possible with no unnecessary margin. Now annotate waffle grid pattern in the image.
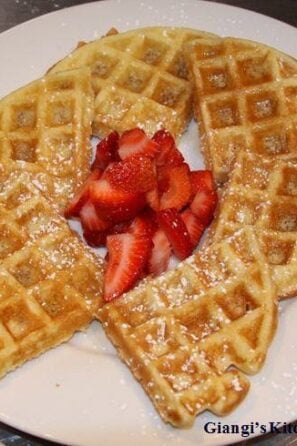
[99,228,277,427]
[210,152,297,299]
[0,170,104,378]
[185,37,297,183]
[0,67,94,210]
[0,29,292,428]
[50,27,217,138]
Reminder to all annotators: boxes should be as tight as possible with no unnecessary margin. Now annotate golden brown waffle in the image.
[0,67,94,211]
[185,37,297,184]
[210,151,297,300]
[49,27,217,138]
[0,168,104,378]
[98,228,277,428]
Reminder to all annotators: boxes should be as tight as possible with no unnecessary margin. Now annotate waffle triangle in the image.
[209,150,297,299]
[98,227,277,427]
[185,37,297,184]
[0,67,94,211]
[0,168,104,378]
[49,27,217,139]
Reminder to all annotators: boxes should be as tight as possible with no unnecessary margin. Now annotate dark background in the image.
[0,0,296,33]
[0,0,296,445]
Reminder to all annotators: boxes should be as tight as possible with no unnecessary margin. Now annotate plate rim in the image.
[0,1,296,446]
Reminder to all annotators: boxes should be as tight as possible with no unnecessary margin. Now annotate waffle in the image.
[49,27,217,139]
[209,151,297,300]
[0,168,104,378]
[98,227,277,427]
[0,67,94,211]
[184,37,297,184]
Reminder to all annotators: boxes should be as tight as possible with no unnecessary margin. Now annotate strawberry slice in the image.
[190,190,218,225]
[157,166,171,194]
[83,230,107,247]
[145,187,160,211]
[129,212,157,239]
[181,208,205,247]
[84,220,133,248]
[148,228,171,276]
[191,170,215,193]
[106,155,157,193]
[90,178,146,223]
[157,208,193,260]
[80,200,111,233]
[64,169,102,218]
[152,130,184,167]
[109,221,132,235]
[118,128,159,160]
[159,163,192,211]
[91,131,119,170]
[104,233,152,301]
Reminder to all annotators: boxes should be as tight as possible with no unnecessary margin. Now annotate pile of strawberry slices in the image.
[65,128,218,302]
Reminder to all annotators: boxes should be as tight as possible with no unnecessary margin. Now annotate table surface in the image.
[0,0,296,445]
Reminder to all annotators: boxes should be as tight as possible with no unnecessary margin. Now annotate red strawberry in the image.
[106,155,157,193]
[148,228,171,276]
[64,169,102,218]
[190,190,218,225]
[84,220,133,248]
[146,187,160,211]
[152,130,184,167]
[129,212,157,239]
[90,178,146,223]
[109,221,132,235]
[191,170,215,194]
[91,131,119,170]
[157,208,193,260]
[118,128,159,160]
[83,221,131,247]
[104,233,152,301]
[181,208,205,247]
[157,166,171,194]
[80,200,111,233]
[83,230,107,247]
[159,164,192,211]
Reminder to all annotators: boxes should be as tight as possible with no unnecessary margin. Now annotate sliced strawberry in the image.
[84,220,133,248]
[157,166,171,194]
[159,164,192,211]
[118,128,159,160]
[145,187,160,211]
[157,208,193,260]
[181,208,205,247]
[64,169,102,218]
[148,228,171,277]
[129,212,157,239]
[104,233,152,301]
[80,200,111,233]
[91,131,119,170]
[152,130,184,167]
[83,230,107,247]
[191,170,215,194]
[90,178,146,223]
[109,221,132,235]
[106,155,157,193]
[190,190,218,225]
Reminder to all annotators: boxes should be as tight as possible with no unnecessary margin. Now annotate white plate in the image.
[0,1,296,445]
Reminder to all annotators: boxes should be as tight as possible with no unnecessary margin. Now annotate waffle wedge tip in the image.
[98,227,277,428]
